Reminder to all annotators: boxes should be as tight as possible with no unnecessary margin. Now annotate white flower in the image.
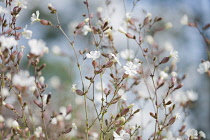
[113,130,130,140]
[159,71,168,80]
[125,13,131,21]
[146,13,152,18]
[120,49,135,60]
[118,27,127,34]
[12,120,19,129]
[171,72,177,77]
[82,25,92,35]
[175,113,181,120]
[34,126,44,138]
[197,61,210,74]
[133,58,141,71]
[39,76,45,84]
[84,18,90,23]
[0,115,4,122]
[71,84,77,92]
[97,7,103,13]
[52,45,62,55]
[110,53,121,66]
[28,39,48,56]
[170,49,178,59]
[59,106,71,120]
[199,131,206,139]
[145,35,154,45]
[31,10,41,24]
[0,36,18,51]
[86,51,101,60]
[186,90,198,101]
[180,15,188,25]
[123,61,138,76]
[49,76,61,89]
[13,0,27,9]
[72,123,77,129]
[164,42,173,51]
[12,70,35,88]
[0,6,8,14]
[1,87,10,97]
[185,129,198,139]
[164,22,173,29]
[22,25,32,39]
[118,89,127,100]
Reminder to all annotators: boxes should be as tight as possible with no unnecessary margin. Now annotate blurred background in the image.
[8,0,209,138]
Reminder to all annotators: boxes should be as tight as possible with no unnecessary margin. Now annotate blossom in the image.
[110,53,121,66]
[118,27,127,34]
[28,39,48,56]
[13,0,27,9]
[0,115,5,122]
[199,131,206,138]
[71,84,77,92]
[82,25,92,35]
[125,13,131,21]
[185,129,198,139]
[180,14,188,25]
[12,120,19,129]
[133,58,141,71]
[52,45,62,55]
[159,71,168,80]
[49,76,61,89]
[197,61,210,74]
[123,61,138,76]
[186,90,198,101]
[145,35,154,45]
[175,113,181,120]
[12,70,35,88]
[86,51,101,60]
[0,36,18,51]
[59,106,71,120]
[118,89,127,100]
[31,10,41,24]
[72,123,77,129]
[1,87,10,97]
[171,72,177,77]
[113,130,130,140]
[164,22,173,29]
[34,126,44,138]
[0,6,8,14]
[120,49,135,60]
[170,49,178,59]
[22,25,32,39]
[146,13,152,18]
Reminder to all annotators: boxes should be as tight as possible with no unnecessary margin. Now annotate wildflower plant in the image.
[0,0,208,140]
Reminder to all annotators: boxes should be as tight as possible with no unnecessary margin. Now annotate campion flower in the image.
[145,35,154,45]
[34,126,44,138]
[86,51,101,60]
[175,113,181,120]
[186,90,198,101]
[180,14,188,25]
[171,71,177,77]
[120,49,135,60]
[71,84,77,92]
[199,131,206,138]
[12,120,19,129]
[164,22,173,29]
[82,25,92,35]
[13,0,27,9]
[12,70,35,88]
[110,53,121,66]
[0,36,18,51]
[170,49,178,59]
[146,12,152,18]
[123,61,138,76]
[197,61,210,74]
[0,115,4,122]
[118,89,127,100]
[133,58,141,71]
[22,25,32,39]
[159,71,168,80]
[125,13,131,21]
[31,10,41,24]
[185,129,198,139]
[28,39,48,56]
[0,6,8,14]
[1,87,10,97]
[113,130,130,140]
[118,27,127,34]
[59,106,71,120]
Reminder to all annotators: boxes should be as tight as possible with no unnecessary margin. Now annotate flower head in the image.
[28,39,48,56]
[0,36,18,51]
[120,49,135,60]
[110,53,121,66]
[86,51,101,60]
[123,61,138,76]
[185,129,198,139]
[164,22,173,29]
[160,71,168,80]
[180,14,188,25]
[82,25,92,35]
[13,0,27,9]
[31,10,41,24]
[199,131,206,139]
[113,130,130,140]
[170,49,178,59]
[0,6,8,14]
[22,25,32,39]
[118,27,127,34]
[197,61,210,74]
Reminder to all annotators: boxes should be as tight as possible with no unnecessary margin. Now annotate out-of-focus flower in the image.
[118,27,127,34]
[71,84,77,92]
[0,115,4,122]
[84,18,90,23]
[1,87,10,97]
[125,13,131,21]
[113,130,130,140]
[123,61,138,76]
[72,123,77,129]
[86,51,101,60]
[120,49,135,60]
[12,120,19,129]
[49,76,61,89]
[146,13,152,18]
[82,25,92,35]
[185,129,198,139]
[133,58,141,71]
[175,113,181,120]
[110,53,121,66]
[34,126,44,138]
[170,49,178,59]
[118,89,127,100]
[199,131,206,138]
[0,6,8,14]
[180,15,188,25]
[28,39,48,56]
[146,35,154,45]
[39,76,45,84]
[164,42,173,51]
[22,25,32,39]
[171,72,177,77]
[0,36,18,51]
[160,71,168,80]
[31,10,41,24]
[164,22,173,29]
[52,45,62,55]
[12,70,35,88]
[186,90,198,101]
[197,61,210,74]
[59,106,71,120]
[13,0,27,9]
[97,7,103,13]
[95,82,105,91]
